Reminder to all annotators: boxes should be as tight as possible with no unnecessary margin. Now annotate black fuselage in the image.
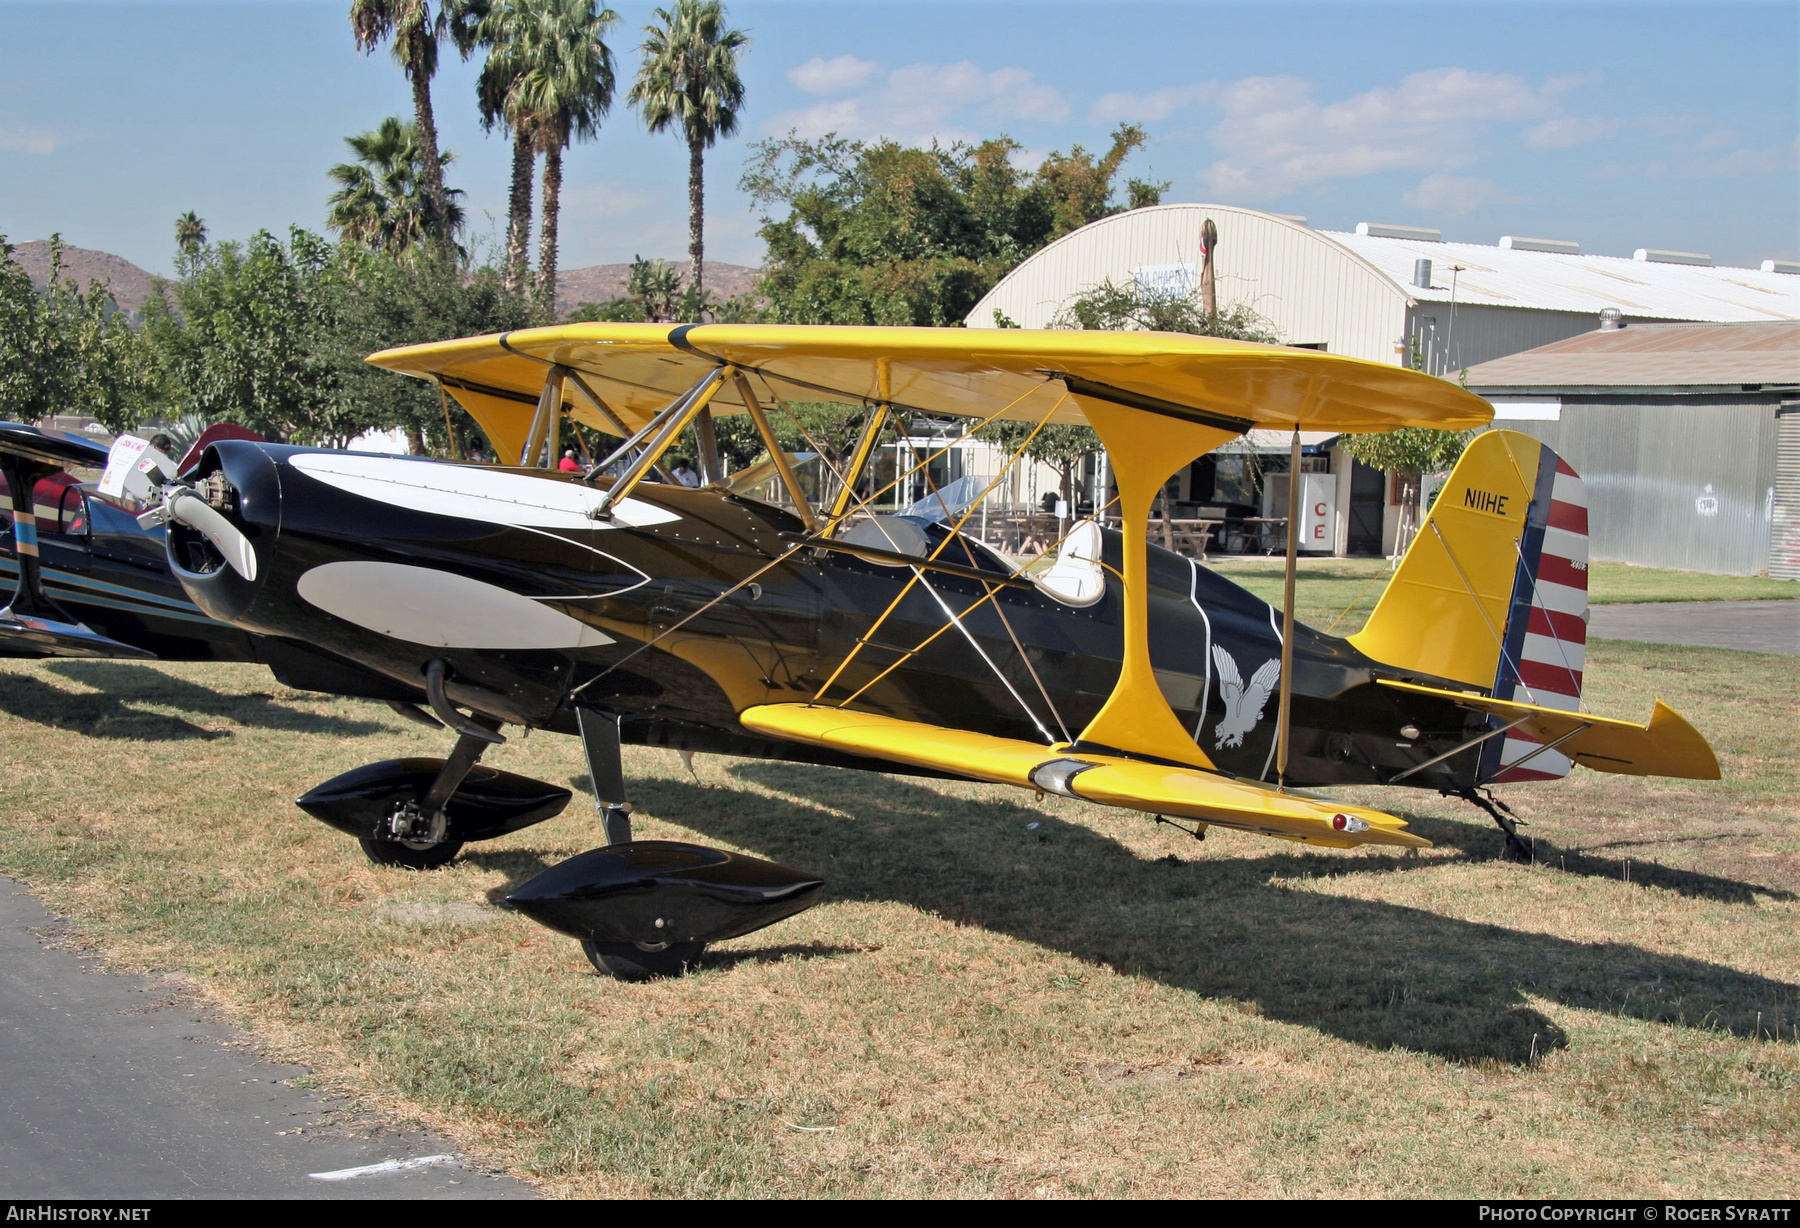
[174,442,1488,791]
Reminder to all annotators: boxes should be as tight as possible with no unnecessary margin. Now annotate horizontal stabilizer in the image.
[1376,679,1720,780]
[739,703,1428,849]
[0,608,156,660]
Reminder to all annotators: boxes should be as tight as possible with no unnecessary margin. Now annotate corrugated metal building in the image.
[1464,321,1800,577]
[966,203,1800,556]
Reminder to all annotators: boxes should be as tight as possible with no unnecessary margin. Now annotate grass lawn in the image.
[0,641,1794,1198]
[1208,557,1797,637]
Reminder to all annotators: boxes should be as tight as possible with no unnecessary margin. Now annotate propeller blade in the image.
[168,492,258,582]
[98,434,178,502]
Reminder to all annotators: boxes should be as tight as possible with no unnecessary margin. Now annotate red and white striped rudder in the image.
[1479,451,1589,784]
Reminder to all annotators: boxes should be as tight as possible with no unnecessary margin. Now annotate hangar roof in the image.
[1463,320,1800,389]
[967,204,1800,335]
[1326,232,1799,324]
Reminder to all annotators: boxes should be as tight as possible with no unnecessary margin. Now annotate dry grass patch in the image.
[0,642,1794,1197]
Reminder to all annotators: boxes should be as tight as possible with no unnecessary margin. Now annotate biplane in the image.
[102,324,1719,980]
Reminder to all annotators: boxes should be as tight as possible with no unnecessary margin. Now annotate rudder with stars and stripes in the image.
[1478,449,1589,784]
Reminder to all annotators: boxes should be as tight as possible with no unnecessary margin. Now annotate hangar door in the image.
[1346,460,1385,556]
[1772,402,1800,581]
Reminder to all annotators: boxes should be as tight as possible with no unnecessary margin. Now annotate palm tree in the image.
[628,0,747,301]
[627,255,682,321]
[174,212,207,254]
[476,1,541,297]
[349,0,483,246]
[481,0,618,312]
[326,117,466,255]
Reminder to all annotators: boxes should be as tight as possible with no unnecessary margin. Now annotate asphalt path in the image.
[0,877,535,1200]
[1588,599,1800,656]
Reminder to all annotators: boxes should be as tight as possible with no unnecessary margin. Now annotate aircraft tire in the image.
[358,836,465,870]
[580,940,704,981]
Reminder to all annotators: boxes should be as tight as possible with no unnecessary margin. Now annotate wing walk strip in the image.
[738,703,1429,849]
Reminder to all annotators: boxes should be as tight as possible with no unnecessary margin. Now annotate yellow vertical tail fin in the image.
[1350,429,1591,782]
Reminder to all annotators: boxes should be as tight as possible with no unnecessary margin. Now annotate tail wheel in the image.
[580,939,705,981]
[358,836,465,870]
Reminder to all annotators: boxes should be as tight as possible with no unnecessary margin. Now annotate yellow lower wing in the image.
[1377,680,1720,780]
[738,704,1428,849]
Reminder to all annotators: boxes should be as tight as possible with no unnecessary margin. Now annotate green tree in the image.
[141,225,537,452]
[1052,277,1280,341]
[174,211,207,255]
[742,125,1152,327]
[1337,426,1475,553]
[627,255,682,321]
[628,0,748,301]
[325,246,538,455]
[481,0,619,313]
[327,117,466,255]
[349,0,483,246]
[999,272,1283,518]
[0,235,54,424]
[0,235,160,433]
[978,420,1099,516]
[140,229,355,444]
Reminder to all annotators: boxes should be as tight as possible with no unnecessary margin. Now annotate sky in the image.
[1,0,1795,279]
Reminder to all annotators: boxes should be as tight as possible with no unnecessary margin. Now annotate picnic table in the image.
[1147,517,1222,560]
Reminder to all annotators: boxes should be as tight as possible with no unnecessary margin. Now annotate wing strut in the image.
[590,367,731,519]
[1275,426,1300,789]
[733,373,817,532]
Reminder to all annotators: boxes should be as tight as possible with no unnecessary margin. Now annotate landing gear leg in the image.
[573,708,705,980]
[577,707,633,845]
[358,728,500,869]
[1454,787,1532,863]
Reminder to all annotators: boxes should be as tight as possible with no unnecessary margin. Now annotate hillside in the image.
[555,260,760,314]
[12,240,159,312]
[7,240,761,320]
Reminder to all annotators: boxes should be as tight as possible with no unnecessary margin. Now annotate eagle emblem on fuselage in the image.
[1211,645,1280,750]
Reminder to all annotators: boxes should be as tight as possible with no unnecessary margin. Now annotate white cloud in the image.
[1524,115,1623,150]
[1587,135,1798,183]
[1402,173,1528,217]
[787,55,876,95]
[1680,136,1800,178]
[1541,70,1603,96]
[0,119,59,155]
[766,60,1067,145]
[1091,83,1214,123]
[1197,68,1563,198]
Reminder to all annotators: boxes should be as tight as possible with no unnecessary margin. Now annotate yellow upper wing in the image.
[367,322,1493,461]
[738,703,1429,850]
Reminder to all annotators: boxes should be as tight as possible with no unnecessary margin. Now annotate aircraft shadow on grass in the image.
[583,765,1799,1066]
[1395,814,1796,905]
[15,661,388,739]
[0,668,218,741]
